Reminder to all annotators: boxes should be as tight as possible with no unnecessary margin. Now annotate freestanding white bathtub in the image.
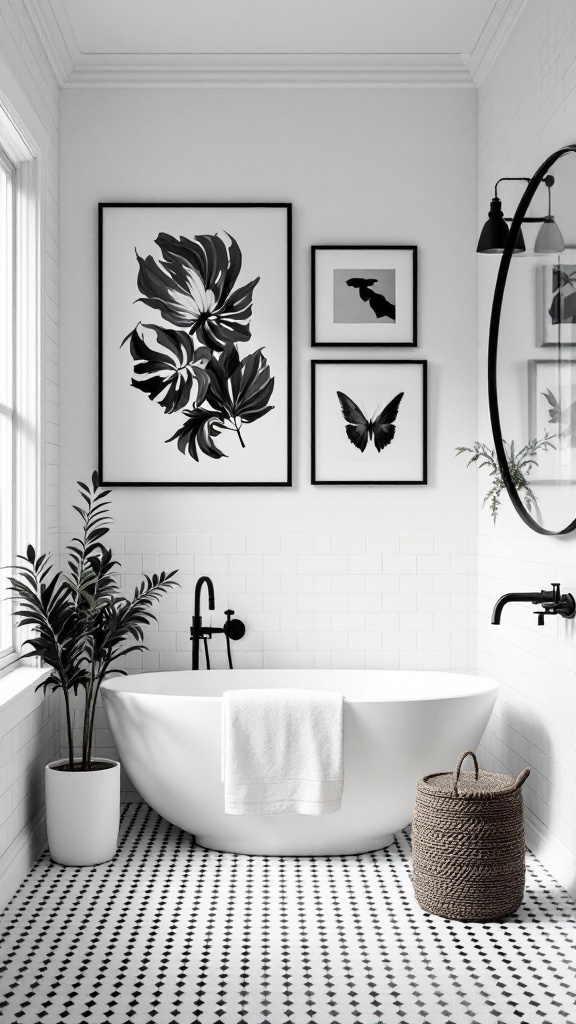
[101,669,498,856]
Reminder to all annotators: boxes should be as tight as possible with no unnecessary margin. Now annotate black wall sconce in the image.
[477,174,564,254]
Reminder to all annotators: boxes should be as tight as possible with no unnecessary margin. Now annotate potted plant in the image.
[8,472,178,866]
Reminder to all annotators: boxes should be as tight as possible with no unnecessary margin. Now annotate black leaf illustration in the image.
[134,232,259,350]
[204,344,275,428]
[122,322,210,413]
[166,408,227,461]
[122,229,276,463]
[229,348,275,424]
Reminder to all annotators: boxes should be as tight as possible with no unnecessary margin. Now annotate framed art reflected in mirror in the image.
[539,248,576,347]
[528,358,576,484]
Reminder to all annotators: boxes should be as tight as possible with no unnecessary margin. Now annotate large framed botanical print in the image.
[99,203,291,486]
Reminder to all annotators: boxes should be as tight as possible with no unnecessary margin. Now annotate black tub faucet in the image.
[191,576,215,670]
[492,584,576,625]
[190,576,246,669]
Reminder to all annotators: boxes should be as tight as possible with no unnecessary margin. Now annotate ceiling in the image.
[50,0,497,56]
[25,0,528,86]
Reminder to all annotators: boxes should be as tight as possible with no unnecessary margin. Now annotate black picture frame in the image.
[98,202,292,487]
[311,359,427,485]
[311,245,417,347]
[528,358,576,484]
[539,249,576,347]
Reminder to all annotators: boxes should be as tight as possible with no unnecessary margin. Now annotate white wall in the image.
[60,87,477,695]
[477,0,576,897]
[0,0,61,902]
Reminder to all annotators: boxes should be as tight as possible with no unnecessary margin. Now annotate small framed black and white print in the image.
[311,360,427,485]
[528,358,576,482]
[99,202,291,486]
[540,254,576,347]
[311,245,417,347]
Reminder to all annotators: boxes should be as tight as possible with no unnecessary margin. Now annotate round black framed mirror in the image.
[488,144,576,535]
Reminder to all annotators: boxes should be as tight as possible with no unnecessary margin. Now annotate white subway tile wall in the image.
[477,0,576,876]
[0,689,60,904]
[70,532,477,802]
[5,0,575,901]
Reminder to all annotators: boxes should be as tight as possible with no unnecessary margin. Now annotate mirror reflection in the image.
[494,148,576,534]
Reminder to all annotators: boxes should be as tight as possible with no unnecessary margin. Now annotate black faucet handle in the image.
[224,617,246,641]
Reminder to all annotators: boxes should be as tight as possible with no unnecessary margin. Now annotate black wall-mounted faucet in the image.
[492,584,576,625]
[190,576,246,669]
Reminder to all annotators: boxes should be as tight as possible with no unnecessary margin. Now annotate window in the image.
[0,146,15,663]
[0,104,41,676]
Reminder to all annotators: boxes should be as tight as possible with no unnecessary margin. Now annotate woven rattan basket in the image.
[412,751,530,922]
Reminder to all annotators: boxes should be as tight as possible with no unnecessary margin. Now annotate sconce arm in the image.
[493,176,531,198]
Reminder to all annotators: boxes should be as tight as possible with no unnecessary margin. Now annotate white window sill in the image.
[0,666,52,735]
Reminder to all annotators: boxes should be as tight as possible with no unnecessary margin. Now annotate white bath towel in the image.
[222,688,344,815]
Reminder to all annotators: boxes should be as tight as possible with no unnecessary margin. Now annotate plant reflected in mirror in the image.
[456,436,556,523]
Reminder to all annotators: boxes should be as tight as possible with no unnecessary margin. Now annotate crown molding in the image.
[24,0,76,86]
[21,1,476,89]
[63,53,475,88]
[466,0,529,86]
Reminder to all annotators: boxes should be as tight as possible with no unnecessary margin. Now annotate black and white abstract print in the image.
[124,232,273,462]
[99,205,291,485]
[333,270,396,324]
[312,246,416,347]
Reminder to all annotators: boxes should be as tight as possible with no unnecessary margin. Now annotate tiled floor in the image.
[0,804,575,1024]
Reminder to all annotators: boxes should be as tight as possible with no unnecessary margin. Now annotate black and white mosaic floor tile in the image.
[0,803,575,1024]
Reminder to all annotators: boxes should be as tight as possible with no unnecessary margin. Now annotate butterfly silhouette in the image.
[542,387,576,445]
[337,391,404,452]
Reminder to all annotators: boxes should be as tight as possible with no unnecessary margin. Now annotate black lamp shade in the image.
[477,197,525,254]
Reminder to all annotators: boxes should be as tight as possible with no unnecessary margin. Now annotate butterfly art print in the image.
[337,391,404,452]
[312,360,427,485]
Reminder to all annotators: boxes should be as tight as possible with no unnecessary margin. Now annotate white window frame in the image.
[0,144,15,664]
[0,100,42,676]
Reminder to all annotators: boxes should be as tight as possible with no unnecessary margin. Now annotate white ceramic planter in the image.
[45,758,120,866]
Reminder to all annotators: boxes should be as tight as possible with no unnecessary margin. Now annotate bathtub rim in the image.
[101,668,499,703]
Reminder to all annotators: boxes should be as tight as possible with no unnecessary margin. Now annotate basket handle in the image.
[452,750,479,796]
[514,768,530,789]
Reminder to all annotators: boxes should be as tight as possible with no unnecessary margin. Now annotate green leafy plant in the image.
[7,472,178,771]
[455,435,556,523]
